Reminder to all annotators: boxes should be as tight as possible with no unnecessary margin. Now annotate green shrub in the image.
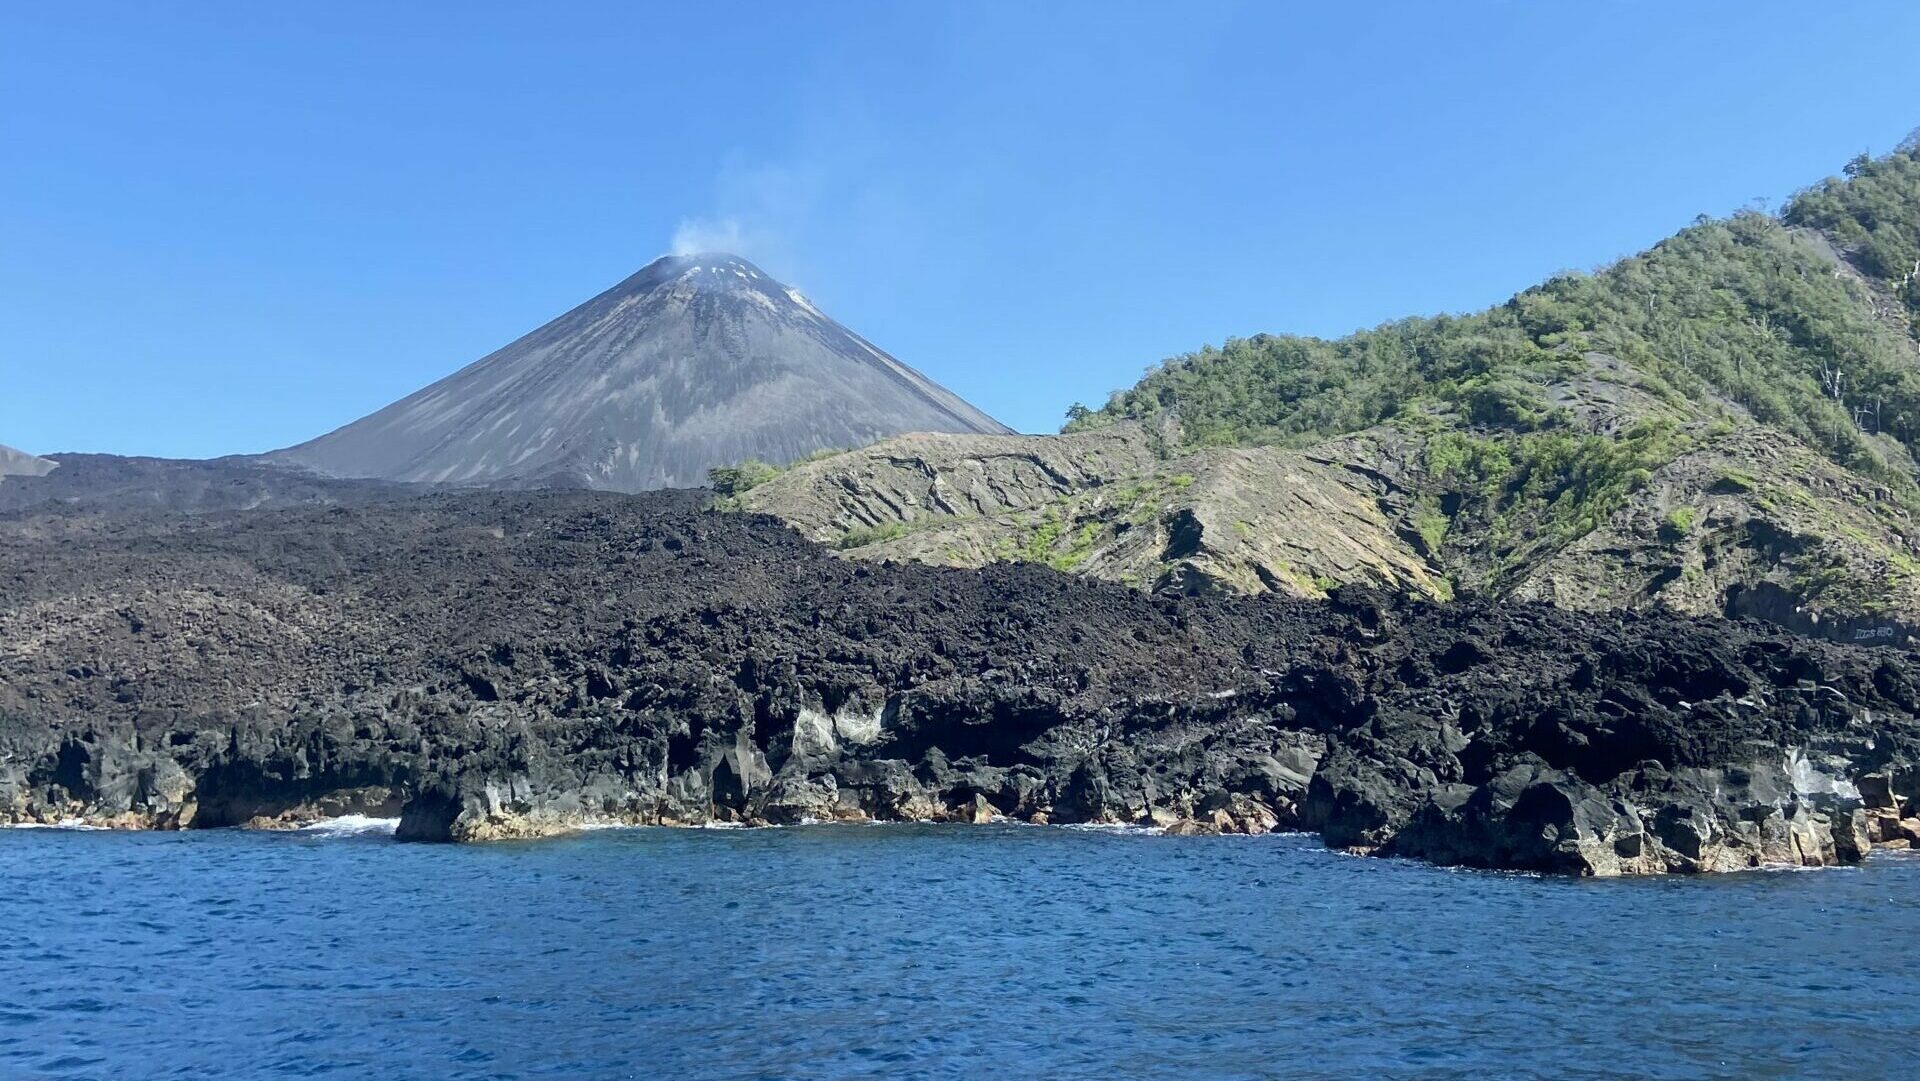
[1412,499,1450,554]
[1049,522,1102,571]
[835,521,910,549]
[1712,470,1757,494]
[707,459,780,496]
[1661,507,1696,540]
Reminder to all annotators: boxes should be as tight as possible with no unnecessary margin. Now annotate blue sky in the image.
[4,2,1919,456]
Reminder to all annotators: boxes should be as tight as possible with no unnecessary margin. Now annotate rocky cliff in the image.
[4,489,1916,875]
[735,423,1446,599]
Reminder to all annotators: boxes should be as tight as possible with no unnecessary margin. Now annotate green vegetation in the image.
[1424,432,1516,498]
[1050,522,1102,572]
[1021,506,1069,563]
[1412,497,1450,554]
[1712,469,1757,494]
[1792,551,1856,601]
[1264,562,1339,596]
[834,521,911,549]
[1415,418,1691,572]
[1070,144,1920,487]
[834,513,969,550]
[709,446,857,500]
[1270,559,1316,594]
[793,446,851,466]
[1661,507,1697,540]
[1784,137,1920,332]
[1889,550,1920,587]
[1103,473,1193,528]
[707,458,780,497]
[998,501,1111,572]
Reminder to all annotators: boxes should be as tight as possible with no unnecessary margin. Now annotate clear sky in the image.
[4,2,1919,456]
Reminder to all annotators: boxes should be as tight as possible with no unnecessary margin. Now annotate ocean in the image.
[4,822,1915,1080]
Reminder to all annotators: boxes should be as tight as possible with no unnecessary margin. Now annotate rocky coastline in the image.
[4,490,1918,875]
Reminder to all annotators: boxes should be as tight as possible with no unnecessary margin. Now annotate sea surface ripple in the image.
[3,824,1916,1079]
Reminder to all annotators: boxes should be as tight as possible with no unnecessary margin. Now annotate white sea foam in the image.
[296,815,399,837]
[3,818,108,831]
[1056,822,1166,836]
[1753,861,1849,873]
[566,820,828,832]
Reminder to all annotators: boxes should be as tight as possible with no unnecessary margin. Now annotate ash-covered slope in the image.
[269,254,1011,492]
[0,443,57,480]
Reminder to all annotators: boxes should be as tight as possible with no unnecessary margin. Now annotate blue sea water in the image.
[2,823,1916,1081]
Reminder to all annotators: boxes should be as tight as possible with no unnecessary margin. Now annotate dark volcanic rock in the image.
[265,253,1012,492]
[2,490,1917,873]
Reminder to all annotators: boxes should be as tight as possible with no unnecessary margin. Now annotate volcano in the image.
[0,443,57,479]
[268,254,1010,491]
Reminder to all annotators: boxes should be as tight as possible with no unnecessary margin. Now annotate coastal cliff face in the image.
[3,490,1917,875]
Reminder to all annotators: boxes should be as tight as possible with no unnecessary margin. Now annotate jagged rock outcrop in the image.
[4,489,1917,874]
[736,426,1156,534]
[266,253,1010,492]
[1380,754,1879,875]
[1510,427,1920,645]
[737,423,1447,599]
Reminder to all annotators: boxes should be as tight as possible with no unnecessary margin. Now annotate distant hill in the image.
[267,253,1010,492]
[741,140,1920,644]
[0,454,426,520]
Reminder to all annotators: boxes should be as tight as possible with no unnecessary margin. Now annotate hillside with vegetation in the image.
[1075,144,1920,451]
[739,140,1920,643]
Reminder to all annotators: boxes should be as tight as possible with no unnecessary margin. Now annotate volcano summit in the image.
[269,254,1010,492]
